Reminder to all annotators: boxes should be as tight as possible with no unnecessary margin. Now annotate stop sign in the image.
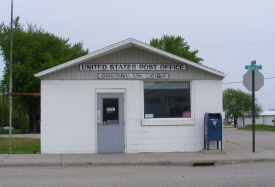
[243,70,264,91]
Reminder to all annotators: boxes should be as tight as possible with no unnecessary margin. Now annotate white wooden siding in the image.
[41,47,222,80]
[41,79,223,154]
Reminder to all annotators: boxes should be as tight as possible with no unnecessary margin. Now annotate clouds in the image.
[1,0,275,110]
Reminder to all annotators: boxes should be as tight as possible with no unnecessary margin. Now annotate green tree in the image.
[150,35,203,63]
[223,88,262,128]
[0,17,89,133]
[0,94,28,131]
[0,95,9,131]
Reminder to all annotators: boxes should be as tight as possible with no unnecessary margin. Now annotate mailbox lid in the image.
[204,113,223,140]
[208,113,221,120]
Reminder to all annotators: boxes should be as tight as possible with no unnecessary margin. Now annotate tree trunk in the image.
[33,108,37,133]
[234,117,237,128]
[27,104,40,133]
[28,110,33,133]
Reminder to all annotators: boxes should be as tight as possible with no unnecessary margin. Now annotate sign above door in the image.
[79,64,186,71]
[98,73,169,80]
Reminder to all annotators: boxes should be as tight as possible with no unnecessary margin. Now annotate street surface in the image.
[0,128,275,187]
[224,128,275,151]
[1,163,275,187]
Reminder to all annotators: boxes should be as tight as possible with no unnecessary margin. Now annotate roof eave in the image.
[35,38,226,78]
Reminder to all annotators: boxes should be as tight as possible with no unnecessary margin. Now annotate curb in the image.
[0,163,61,168]
[2,159,275,168]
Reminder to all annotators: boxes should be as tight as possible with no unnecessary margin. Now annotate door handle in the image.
[97,110,100,125]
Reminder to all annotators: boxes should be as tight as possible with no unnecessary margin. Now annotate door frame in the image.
[95,89,126,153]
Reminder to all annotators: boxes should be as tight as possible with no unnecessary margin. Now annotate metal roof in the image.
[34,38,226,78]
[260,111,275,116]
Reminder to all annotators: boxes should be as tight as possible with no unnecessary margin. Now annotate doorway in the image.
[97,93,124,153]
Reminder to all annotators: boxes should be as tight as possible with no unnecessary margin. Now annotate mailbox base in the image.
[204,140,223,151]
[201,149,225,154]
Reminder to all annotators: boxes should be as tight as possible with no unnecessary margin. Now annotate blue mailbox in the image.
[204,113,223,150]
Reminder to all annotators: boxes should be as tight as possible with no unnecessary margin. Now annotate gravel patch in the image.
[0,134,40,139]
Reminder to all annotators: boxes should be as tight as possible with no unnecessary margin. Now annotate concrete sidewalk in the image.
[1,140,275,167]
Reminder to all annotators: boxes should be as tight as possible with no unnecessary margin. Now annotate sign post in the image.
[243,60,264,153]
[252,69,255,152]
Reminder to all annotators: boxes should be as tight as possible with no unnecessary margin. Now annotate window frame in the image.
[141,80,195,126]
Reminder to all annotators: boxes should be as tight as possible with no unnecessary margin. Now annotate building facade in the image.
[35,39,225,154]
[237,110,275,127]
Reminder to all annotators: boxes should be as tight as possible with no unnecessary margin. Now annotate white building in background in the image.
[237,110,275,127]
[34,38,226,154]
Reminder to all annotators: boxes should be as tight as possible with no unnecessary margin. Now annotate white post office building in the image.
[35,38,226,154]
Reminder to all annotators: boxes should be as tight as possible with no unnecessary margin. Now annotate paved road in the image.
[224,128,275,152]
[1,163,275,187]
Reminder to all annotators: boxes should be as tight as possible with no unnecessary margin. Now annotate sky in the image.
[0,0,275,111]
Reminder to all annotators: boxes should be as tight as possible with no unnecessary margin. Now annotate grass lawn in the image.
[0,129,22,134]
[0,137,40,154]
[239,124,275,132]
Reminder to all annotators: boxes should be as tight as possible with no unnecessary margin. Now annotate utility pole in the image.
[2,87,4,132]
[9,0,13,154]
[242,95,244,127]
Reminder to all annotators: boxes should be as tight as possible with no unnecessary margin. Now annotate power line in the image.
[192,41,275,49]
[264,77,275,80]
[222,81,243,84]
[1,41,274,54]
[194,41,275,46]
[222,77,275,84]
[2,57,275,85]
[258,86,275,100]
[0,46,89,53]
[223,77,275,100]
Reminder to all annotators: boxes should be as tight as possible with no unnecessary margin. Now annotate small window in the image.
[144,81,191,119]
[103,98,119,125]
